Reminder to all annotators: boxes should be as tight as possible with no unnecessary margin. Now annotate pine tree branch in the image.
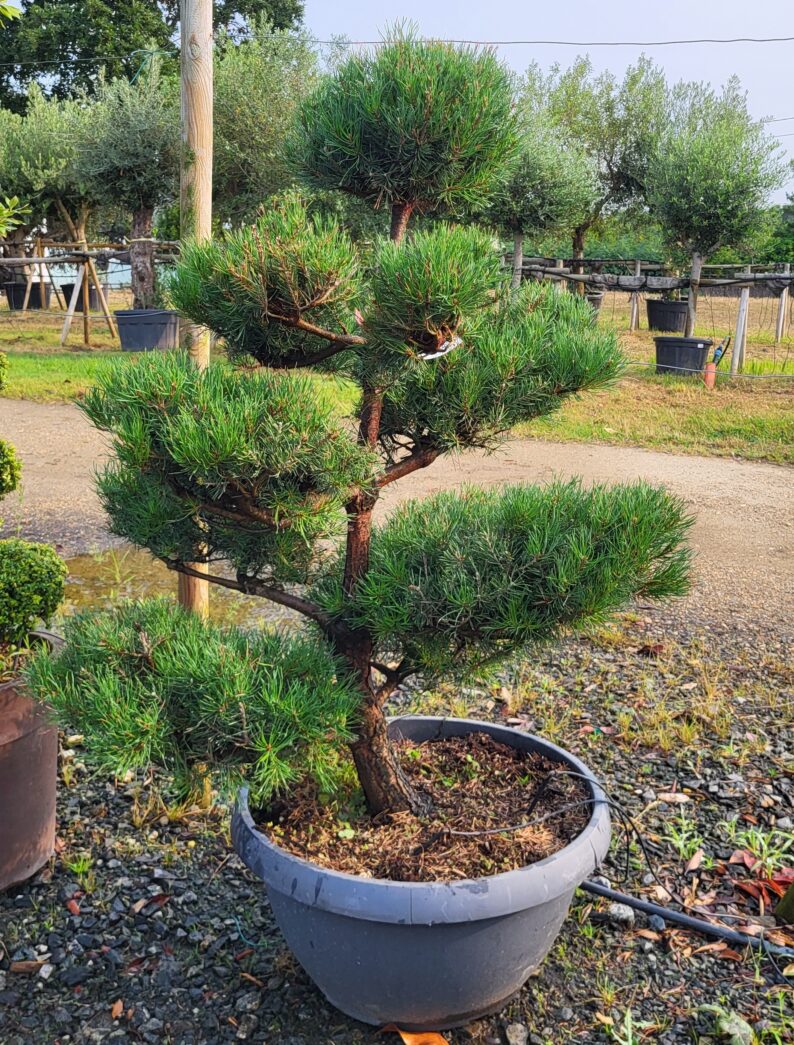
[165,561,338,634]
[378,445,441,487]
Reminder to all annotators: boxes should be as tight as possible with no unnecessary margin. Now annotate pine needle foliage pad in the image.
[30,31,693,818]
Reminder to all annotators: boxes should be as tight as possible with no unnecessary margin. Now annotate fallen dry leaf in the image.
[658,792,691,804]
[381,1024,449,1045]
[130,898,147,915]
[66,898,80,916]
[111,1000,123,1020]
[10,960,45,974]
[685,849,704,873]
[594,1012,614,1027]
[783,963,794,977]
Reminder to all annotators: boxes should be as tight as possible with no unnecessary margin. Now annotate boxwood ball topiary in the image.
[0,438,21,500]
[0,538,67,645]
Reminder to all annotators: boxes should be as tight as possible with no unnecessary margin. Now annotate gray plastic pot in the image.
[231,715,611,1030]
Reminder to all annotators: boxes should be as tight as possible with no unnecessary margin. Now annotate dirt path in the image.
[2,399,792,621]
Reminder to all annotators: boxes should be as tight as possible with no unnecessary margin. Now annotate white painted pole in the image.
[629,259,642,331]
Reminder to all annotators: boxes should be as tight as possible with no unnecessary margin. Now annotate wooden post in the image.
[553,258,565,293]
[775,262,790,345]
[60,269,85,345]
[81,259,91,347]
[731,268,751,376]
[87,259,118,339]
[36,237,46,310]
[629,259,642,331]
[178,0,213,617]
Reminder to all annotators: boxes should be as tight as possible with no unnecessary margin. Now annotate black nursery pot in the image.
[232,716,611,1031]
[3,282,52,310]
[585,291,604,313]
[114,309,179,351]
[61,282,110,313]
[654,335,713,376]
[646,297,688,332]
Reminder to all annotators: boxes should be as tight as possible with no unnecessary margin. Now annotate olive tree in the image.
[527,56,668,267]
[75,65,179,308]
[32,34,692,817]
[646,78,788,335]
[213,24,319,226]
[484,118,599,288]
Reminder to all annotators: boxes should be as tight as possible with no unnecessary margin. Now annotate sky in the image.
[304,0,794,203]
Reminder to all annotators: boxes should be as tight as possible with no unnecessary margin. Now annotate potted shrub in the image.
[28,33,692,1029]
[0,360,67,891]
[75,65,180,350]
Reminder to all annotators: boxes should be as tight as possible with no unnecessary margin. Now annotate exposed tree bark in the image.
[389,201,414,242]
[351,698,430,816]
[511,232,523,290]
[130,205,156,310]
[685,251,703,337]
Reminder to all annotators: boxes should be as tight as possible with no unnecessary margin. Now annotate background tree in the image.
[76,66,179,308]
[0,1,171,111]
[0,1,303,110]
[527,56,668,267]
[483,117,599,288]
[162,0,303,37]
[213,23,317,226]
[37,34,691,818]
[646,78,787,335]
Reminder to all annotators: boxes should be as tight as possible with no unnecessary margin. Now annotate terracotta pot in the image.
[0,632,61,891]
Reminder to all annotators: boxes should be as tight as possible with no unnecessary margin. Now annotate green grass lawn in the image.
[0,350,130,402]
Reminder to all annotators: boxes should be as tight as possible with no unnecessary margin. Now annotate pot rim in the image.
[232,715,612,926]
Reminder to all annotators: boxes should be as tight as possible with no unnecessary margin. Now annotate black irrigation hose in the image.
[581,879,794,965]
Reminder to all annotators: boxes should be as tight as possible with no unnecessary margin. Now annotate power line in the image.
[318,35,794,47]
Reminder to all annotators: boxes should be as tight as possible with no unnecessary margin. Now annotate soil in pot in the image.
[261,732,590,882]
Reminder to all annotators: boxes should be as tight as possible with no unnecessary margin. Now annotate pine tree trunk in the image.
[511,233,523,290]
[351,698,430,816]
[685,251,703,337]
[338,197,430,818]
[130,206,156,310]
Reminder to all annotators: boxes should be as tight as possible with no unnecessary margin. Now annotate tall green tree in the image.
[0,1,303,111]
[527,56,668,266]
[484,118,599,288]
[39,33,692,818]
[75,66,179,308]
[0,85,98,241]
[213,23,317,226]
[646,78,787,335]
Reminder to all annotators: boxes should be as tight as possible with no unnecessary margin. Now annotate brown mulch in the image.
[260,732,591,882]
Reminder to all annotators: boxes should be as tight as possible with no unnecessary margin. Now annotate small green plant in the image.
[607,1009,655,1045]
[664,810,705,862]
[0,539,67,646]
[719,819,793,875]
[0,438,21,500]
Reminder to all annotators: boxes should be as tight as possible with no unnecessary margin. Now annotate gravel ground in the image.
[1,607,792,1045]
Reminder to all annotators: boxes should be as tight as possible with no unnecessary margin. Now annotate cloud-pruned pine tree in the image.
[33,31,692,818]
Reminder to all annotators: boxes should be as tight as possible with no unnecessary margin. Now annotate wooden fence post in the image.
[629,259,642,331]
[178,0,213,618]
[731,267,751,375]
[775,262,790,345]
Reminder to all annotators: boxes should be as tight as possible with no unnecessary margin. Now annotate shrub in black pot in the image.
[3,281,52,310]
[28,31,693,1030]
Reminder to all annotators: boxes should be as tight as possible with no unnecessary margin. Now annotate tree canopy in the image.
[526,56,668,257]
[0,1,303,111]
